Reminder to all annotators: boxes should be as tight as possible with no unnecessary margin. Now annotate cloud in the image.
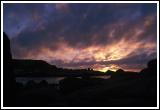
[4,3,157,72]
[55,3,70,13]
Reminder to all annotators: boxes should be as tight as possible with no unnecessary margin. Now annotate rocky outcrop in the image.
[3,32,16,106]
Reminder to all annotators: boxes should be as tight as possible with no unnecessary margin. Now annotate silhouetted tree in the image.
[87,68,93,71]
[116,69,125,73]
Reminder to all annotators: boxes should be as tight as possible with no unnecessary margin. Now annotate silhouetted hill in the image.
[116,69,125,73]
[12,59,57,70]
[105,70,114,75]
[12,59,58,77]
[13,59,107,77]
[105,68,139,80]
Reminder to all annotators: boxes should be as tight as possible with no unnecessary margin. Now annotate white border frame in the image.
[1,1,159,109]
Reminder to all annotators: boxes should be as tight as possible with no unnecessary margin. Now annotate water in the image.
[16,77,65,85]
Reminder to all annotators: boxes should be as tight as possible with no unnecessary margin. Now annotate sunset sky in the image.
[3,3,157,72]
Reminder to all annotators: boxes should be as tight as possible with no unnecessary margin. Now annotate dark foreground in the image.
[15,68,157,107]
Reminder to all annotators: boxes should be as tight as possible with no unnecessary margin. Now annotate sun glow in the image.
[96,64,120,72]
[98,67,110,72]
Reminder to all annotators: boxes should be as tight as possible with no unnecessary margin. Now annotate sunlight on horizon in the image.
[95,64,120,72]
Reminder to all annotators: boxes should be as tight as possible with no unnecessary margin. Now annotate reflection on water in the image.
[91,75,111,79]
[16,77,65,84]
